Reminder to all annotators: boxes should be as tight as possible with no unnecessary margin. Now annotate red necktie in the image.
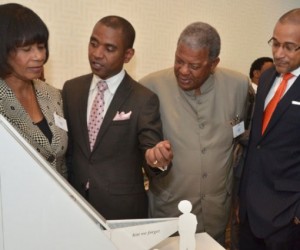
[88,80,108,150]
[262,73,293,134]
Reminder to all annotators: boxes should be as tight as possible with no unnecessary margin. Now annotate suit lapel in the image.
[263,74,300,135]
[92,73,132,151]
[260,71,300,137]
[254,70,277,140]
[34,80,53,151]
[79,75,93,153]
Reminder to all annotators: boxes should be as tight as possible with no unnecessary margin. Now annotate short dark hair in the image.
[249,57,273,78]
[0,3,49,78]
[98,15,135,49]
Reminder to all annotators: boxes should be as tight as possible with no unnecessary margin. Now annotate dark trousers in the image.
[239,216,300,250]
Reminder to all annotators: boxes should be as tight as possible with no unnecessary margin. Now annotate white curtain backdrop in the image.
[1,0,299,89]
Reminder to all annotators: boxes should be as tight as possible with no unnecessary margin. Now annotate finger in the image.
[162,140,172,150]
[156,144,173,162]
[145,148,157,166]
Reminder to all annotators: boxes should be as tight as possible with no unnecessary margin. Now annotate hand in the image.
[145,140,173,169]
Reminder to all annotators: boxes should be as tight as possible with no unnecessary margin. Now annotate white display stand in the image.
[153,233,225,250]
[0,115,178,250]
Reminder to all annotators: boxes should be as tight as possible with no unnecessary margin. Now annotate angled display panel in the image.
[0,115,117,250]
[0,115,180,250]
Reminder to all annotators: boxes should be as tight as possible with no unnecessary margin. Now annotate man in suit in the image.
[239,8,300,250]
[140,22,249,246]
[62,16,172,220]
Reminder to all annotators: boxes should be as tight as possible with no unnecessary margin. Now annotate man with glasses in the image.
[239,8,300,250]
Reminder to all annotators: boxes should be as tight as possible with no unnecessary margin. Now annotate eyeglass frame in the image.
[268,38,300,53]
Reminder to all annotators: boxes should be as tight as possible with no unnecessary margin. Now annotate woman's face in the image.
[7,43,46,81]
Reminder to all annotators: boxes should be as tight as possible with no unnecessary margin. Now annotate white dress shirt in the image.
[264,67,300,109]
[86,70,125,122]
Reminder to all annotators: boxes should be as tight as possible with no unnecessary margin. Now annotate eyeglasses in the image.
[268,38,300,53]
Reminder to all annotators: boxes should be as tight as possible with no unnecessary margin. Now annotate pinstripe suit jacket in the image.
[0,78,68,178]
[62,72,165,220]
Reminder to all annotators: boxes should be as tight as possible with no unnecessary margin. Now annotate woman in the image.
[0,3,68,178]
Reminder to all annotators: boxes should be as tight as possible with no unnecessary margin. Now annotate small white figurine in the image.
[178,200,198,250]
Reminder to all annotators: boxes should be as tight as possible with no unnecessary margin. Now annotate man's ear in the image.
[124,48,135,63]
[210,57,220,73]
[253,69,261,78]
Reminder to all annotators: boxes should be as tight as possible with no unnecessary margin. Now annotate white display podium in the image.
[0,115,178,250]
[153,232,225,250]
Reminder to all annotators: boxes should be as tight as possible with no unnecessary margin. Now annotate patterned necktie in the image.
[88,80,108,150]
[262,73,293,134]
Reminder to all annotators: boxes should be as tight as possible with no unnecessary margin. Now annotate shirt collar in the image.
[184,73,214,97]
[290,66,300,78]
[90,69,125,94]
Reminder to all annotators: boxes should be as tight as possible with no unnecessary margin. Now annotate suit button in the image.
[257,145,261,149]
[47,155,55,163]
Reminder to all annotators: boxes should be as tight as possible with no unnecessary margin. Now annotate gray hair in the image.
[177,22,221,60]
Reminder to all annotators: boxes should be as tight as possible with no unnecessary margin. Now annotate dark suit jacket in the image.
[62,72,164,220]
[239,67,300,238]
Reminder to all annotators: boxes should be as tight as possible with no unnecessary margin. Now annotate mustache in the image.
[274,58,288,64]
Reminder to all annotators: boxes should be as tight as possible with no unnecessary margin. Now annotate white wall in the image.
[1,0,299,89]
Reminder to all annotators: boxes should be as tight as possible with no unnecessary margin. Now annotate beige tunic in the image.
[140,67,249,241]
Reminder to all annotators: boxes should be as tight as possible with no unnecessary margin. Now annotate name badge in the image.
[233,121,245,138]
[54,112,68,131]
